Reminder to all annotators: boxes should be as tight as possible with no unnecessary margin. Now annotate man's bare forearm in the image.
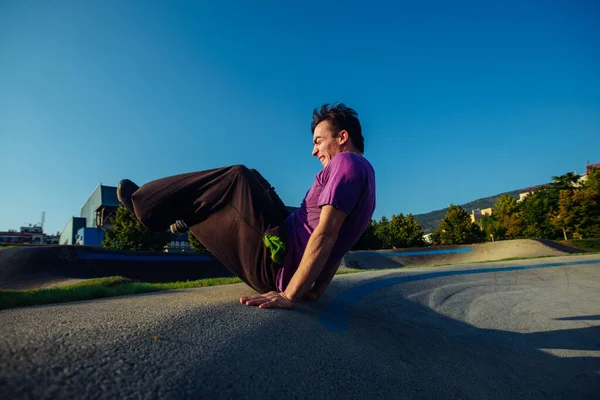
[283,228,337,302]
[309,259,341,298]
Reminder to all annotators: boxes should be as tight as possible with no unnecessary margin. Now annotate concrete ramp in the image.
[344,239,586,270]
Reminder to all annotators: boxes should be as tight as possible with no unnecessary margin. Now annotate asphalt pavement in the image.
[1,254,599,399]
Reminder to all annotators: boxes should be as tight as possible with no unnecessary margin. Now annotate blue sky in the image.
[1,0,599,235]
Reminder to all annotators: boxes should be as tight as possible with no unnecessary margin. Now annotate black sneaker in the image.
[117,179,139,215]
[170,220,189,236]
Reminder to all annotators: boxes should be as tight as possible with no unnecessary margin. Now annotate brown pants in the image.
[130,165,289,293]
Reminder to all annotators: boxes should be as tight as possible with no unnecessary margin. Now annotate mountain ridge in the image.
[413,189,522,233]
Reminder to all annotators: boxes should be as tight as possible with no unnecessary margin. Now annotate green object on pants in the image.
[263,235,287,265]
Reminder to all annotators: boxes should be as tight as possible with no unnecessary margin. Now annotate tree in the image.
[188,231,211,253]
[480,214,502,242]
[387,213,425,248]
[518,188,560,239]
[432,204,486,245]
[546,172,581,216]
[571,188,600,238]
[374,216,392,249]
[552,187,600,239]
[491,194,523,240]
[550,190,574,240]
[103,206,172,251]
[585,167,600,193]
[353,219,382,250]
[551,172,581,192]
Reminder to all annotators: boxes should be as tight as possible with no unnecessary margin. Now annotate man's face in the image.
[312,121,343,168]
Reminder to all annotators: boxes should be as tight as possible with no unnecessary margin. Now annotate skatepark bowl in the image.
[0,239,598,399]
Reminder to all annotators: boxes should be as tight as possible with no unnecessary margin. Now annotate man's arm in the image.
[304,259,341,301]
[240,205,346,308]
[283,205,347,302]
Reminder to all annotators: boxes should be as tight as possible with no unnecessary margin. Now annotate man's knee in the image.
[231,164,251,177]
[232,165,266,185]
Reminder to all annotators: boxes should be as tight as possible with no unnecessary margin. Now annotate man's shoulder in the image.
[320,153,374,190]
[329,153,374,180]
[330,152,372,170]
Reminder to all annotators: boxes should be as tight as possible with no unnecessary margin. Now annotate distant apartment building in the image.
[579,162,600,185]
[518,183,552,202]
[0,224,60,245]
[470,208,493,224]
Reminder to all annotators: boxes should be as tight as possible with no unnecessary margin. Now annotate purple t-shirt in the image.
[276,152,376,292]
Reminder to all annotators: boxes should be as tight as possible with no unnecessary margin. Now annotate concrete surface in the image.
[344,239,585,270]
[1,254,599,399]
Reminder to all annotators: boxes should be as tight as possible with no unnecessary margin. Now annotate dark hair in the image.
[311,103,364,153]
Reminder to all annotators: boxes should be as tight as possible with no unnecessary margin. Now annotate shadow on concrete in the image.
[534,239,588,254]
[159,288,600,398]
[555,315,600,321]
[0,246,232,290]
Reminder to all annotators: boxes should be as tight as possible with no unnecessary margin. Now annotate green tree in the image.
[546,172,581,215]
[374,216,392,249]
[551,167,600,239]
[387,213,425,248]
[585,167,600,192]
[353,219,382,250]
[432,204,486,245]
[551,171,581,192]
[551,190,574,240]
[491,194,523,240]
[480,214,503,242]
[572,188,600,238]
[553,187,600,239]
[103,206,172,251]
[518,188,560,239]
[188,231,211,253]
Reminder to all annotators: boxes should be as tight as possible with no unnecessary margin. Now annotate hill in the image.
[413,189,521,233]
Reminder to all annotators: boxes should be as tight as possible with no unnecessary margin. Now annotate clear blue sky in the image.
[1,0,599,235]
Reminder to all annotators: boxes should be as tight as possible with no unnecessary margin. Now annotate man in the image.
[117,103,376,309]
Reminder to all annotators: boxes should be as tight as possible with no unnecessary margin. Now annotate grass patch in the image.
[0,276,243,310]
[0,246,18,251]
[556,238,600,253]
[0,269,367,310]
[334,268,364,275]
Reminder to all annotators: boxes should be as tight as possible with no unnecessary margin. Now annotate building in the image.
[518,184,552,202]
[422,232,434,244]
[60,184,119,245]
[0,225,60,245]
[579,162,600,184]
[60,183,299,249]
[0,211,59,245]
[470,208,493,224]
[61,184,190,249]
[60,184,191,252]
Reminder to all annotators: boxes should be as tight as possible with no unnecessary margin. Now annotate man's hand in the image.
[240,291,294,309]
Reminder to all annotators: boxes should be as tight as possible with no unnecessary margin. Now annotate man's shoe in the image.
[170,220,189,236]
[117,179,139,215]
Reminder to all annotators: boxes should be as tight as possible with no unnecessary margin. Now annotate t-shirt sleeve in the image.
[318,154,364,214]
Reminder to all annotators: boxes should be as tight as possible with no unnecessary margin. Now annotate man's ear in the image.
[338,130,350,145]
